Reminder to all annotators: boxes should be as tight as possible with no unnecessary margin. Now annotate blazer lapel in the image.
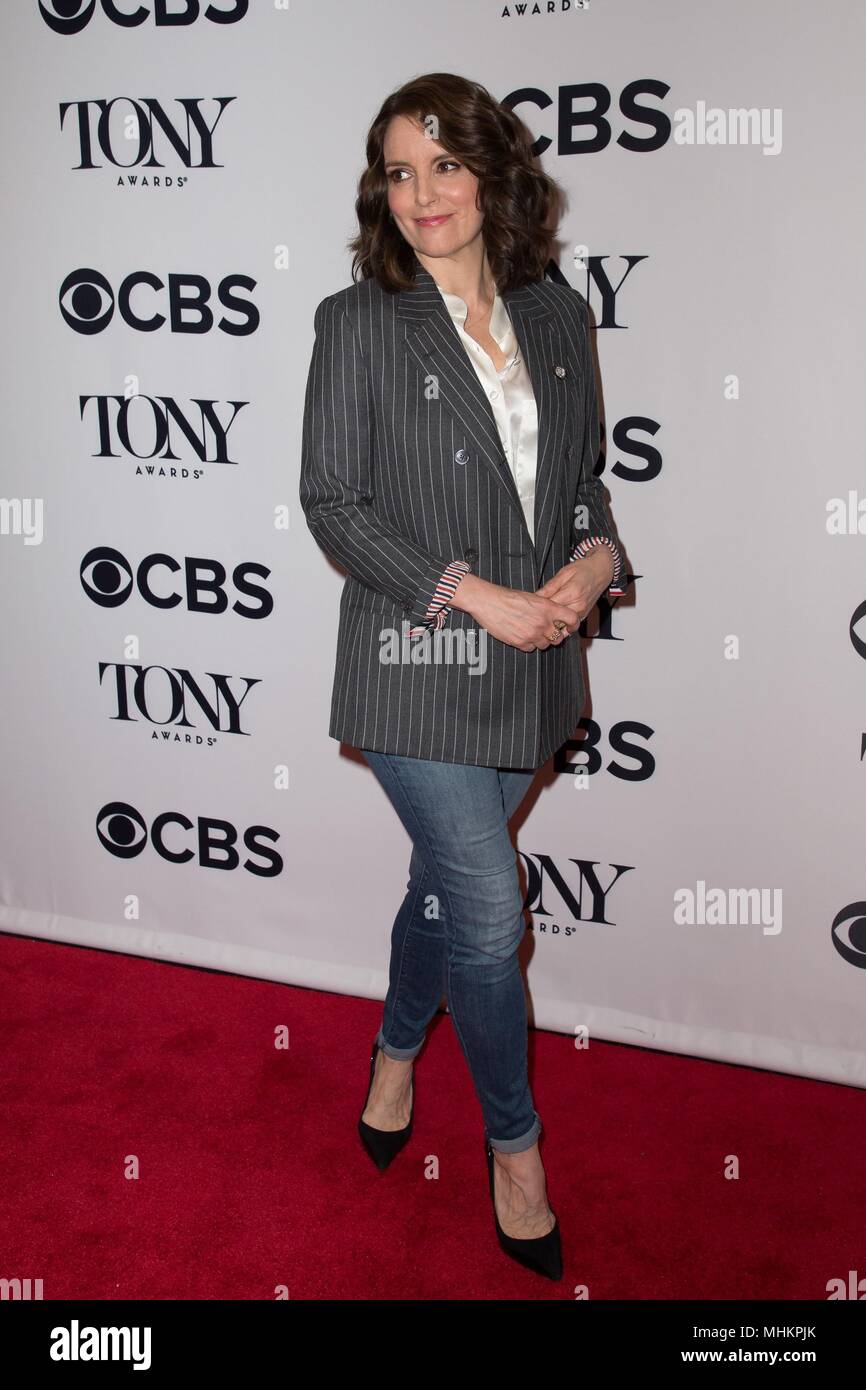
[397,257,569,576]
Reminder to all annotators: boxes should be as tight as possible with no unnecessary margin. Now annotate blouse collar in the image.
[434,283,514,354]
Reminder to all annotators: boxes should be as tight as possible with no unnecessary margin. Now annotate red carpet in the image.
[1,932,861,1300]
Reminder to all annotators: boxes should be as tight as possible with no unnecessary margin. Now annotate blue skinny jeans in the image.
[360,748,540,1154]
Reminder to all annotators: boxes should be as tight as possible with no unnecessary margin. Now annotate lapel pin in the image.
[554,364,566,378]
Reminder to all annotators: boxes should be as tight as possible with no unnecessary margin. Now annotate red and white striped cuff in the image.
[570,535,626,596]
[407,559,472,636]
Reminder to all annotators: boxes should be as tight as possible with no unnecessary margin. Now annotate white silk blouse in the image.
[436,286,539,542]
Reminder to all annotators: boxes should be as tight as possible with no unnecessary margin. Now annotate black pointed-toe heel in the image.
[357,1037,414,1172]
[486,1143,563,1280]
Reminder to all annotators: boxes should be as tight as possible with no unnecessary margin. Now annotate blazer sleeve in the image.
[299,292,463,626]
[569,291,627,597]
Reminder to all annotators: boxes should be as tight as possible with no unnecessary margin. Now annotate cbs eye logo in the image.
[59,268,258,335]
[850,600,866,660]
[830,902,866,969]
[96,800,282,876]
[39,1,249,35]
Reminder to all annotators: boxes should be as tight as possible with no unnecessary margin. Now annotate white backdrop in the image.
[2,1,864,1088]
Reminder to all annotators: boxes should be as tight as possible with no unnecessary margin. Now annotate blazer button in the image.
[454,448,470,466]
[464,548,478,563]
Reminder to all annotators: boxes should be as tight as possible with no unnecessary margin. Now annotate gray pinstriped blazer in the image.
[298,254,625,769]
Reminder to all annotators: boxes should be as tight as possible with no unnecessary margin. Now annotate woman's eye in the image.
[387,161,461,182]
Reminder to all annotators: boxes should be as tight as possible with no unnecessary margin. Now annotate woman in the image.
[299,73,625,1281]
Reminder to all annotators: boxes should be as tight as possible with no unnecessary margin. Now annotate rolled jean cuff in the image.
[487,1111,542,1154]
[376,1028,424,1061]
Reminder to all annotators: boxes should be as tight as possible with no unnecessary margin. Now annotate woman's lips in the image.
[414,214,453,226]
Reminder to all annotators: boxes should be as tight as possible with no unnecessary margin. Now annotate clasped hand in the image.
[455,549,614,653]
[536,548,614,624]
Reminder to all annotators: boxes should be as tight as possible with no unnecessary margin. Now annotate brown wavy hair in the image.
[347,72,562,294]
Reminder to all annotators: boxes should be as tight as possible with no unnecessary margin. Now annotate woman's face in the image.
[383,113,484,263]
